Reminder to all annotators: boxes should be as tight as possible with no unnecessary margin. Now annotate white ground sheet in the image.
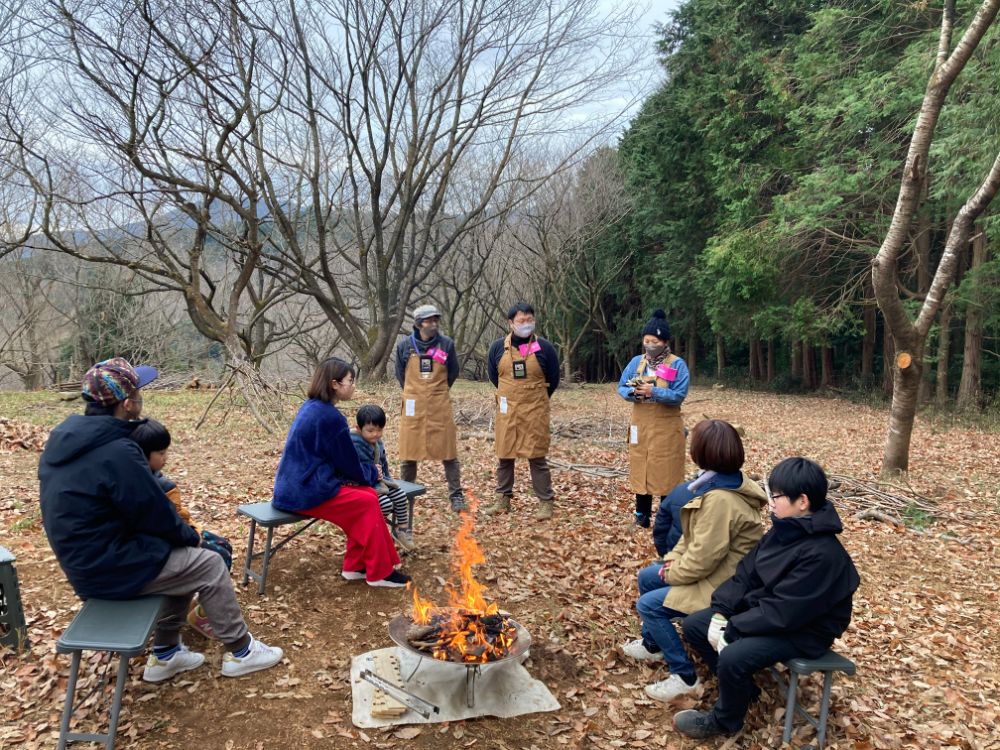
[350,647,561,728]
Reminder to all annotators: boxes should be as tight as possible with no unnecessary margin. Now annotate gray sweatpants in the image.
[139,546,249,650]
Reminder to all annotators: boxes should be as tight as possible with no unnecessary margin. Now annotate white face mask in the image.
[513,322,535,338]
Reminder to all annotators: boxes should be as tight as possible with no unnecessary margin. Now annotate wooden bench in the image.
[237,480,426,595]
[771,649,856,749]
[56,596,165,750]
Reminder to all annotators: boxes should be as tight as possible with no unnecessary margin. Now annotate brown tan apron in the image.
[495,335,550,459]
[398,345,458,461]
[628,354,685,495]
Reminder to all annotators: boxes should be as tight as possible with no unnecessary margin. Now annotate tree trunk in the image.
[791,340,801,378]
[687,327,697,378]
[882,323,895,397]
[715,334,725,379]
[801,341,815,389]
[749,338,762,381]
[935,295,953,406]
[957,230,987,409]
[766,339,775,383]
[821,346,834,388]
[883,339,925,474]
[861,303,876,379]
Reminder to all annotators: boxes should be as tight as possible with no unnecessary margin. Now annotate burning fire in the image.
[408,492,517,663]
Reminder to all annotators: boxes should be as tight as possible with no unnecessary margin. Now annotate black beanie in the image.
[641,309,671,342]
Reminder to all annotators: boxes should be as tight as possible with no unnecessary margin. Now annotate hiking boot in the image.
[341,568,366,581]
[368,570,412,588]
[535,499,554,520]
[142,644,205,683]
[483,494,512,516]
[186,603,215,639]
[672,709,732,739]
[450,496,468,513]
[644,673,701,702]
[221,637,284,678]
[621,638,662,663]
[392,527,416,552]
[632,512,651,529]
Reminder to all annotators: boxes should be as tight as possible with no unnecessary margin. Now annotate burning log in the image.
[404,609,518,664]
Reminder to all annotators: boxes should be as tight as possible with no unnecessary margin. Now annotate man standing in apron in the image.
[394,304,466,512]
[484,302,561,520]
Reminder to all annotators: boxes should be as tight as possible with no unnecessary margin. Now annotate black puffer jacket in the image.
[711,502,860,656]
[38,415,199,599]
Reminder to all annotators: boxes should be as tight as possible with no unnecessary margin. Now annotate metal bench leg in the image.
[103,651,131,750]
[408,495,416,529]
[783,670,798,743]
[57,650,82,750]
[817,670,834,749]
[242,518,258,587]
[258,527,275,596]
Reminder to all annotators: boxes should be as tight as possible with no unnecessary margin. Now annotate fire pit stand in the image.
[387,613,532,709]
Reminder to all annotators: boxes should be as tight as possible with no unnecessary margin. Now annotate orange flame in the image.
[407,491,514,662]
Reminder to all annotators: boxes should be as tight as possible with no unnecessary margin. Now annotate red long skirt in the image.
[299,485,399,582]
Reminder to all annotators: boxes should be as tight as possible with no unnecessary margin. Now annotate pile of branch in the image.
[828,473,973,527]
[405,612,517,663]
[0,418,49,452]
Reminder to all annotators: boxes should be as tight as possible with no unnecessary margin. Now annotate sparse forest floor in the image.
[2,383,999,750]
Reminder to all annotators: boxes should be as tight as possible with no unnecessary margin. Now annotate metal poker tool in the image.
[359,669,440,719]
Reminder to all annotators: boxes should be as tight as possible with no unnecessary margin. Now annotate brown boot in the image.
[483,493,512,515]
[535,500,554,520]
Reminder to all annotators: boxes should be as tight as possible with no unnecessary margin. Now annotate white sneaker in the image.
[221,637,284,678]
[622,638,662,663]
[142,644,205,683]
[644,673,701,702]
[341,569,366,581]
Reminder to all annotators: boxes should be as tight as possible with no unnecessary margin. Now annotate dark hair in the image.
[769,457,828,512]
[84,401,118,416]
[689,419,744,474]
[130,418,171,457]
[506,302,535,320]
[307,357,356,402]
[356,404,387,429]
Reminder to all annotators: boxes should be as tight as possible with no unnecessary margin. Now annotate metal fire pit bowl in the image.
[387,610,532,708]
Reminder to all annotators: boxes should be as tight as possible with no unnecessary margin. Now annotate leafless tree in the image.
[253,0,646,374]
[872,0,1000,476]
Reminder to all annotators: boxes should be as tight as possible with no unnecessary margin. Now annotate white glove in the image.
[707,614,728,651]
[717,630,730,654]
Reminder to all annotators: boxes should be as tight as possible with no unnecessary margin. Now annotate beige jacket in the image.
[661,474,767,614]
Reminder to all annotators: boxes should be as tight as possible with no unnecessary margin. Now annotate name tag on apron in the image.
[630,425,639,444]
[405,399,416,417]
[499,396,509,414]
[654,363,678,382]
[512,361,527,379]
[419,355,433,379]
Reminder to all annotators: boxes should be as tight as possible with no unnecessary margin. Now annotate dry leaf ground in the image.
[2,383,999,750]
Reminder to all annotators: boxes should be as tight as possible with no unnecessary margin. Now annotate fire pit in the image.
[388,609,532,708]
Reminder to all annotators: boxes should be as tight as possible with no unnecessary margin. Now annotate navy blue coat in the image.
[653,471,744,556]
[711,502,860,656]
[38,415,200,599]
[272,399,379,511]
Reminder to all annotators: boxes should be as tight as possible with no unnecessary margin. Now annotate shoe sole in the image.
[367,579,409,588]
[341,571,366,581]
[221,653,284,678]
[142,657,205,683]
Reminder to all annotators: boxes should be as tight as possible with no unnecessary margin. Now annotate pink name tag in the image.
[518,341,542,357]
[428,347,448,364]
[655,364,678,382]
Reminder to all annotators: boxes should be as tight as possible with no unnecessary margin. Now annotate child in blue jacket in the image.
[350,405,414,552]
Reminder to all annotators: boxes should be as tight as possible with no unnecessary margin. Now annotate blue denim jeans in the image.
[635,563,696,679]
